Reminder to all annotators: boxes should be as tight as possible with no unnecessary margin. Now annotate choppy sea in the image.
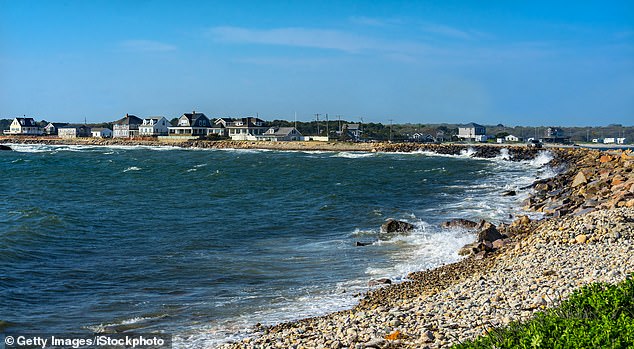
[0,144,554,347]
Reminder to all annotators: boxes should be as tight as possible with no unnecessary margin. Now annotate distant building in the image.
[58,125,92,138]
[168,111,212,138]
[617,138,627,144]
[43,122,68,135]
[258,127,302,141]
[91,128,112,138]
[592,138,603,143]
[4,117,43,136]
[411,133,436,143]
[113,114,143,138]
[505,134,521,142]
[139,117,170,136]
[226,117,268,140]
[542,127,570,144]
[346,124,362,141]
[457,123,486,141]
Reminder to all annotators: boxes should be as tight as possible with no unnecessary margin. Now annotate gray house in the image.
[113,114,143,138]
[168,111,212,138]
[258,127,302,141]
[457,122,487,142]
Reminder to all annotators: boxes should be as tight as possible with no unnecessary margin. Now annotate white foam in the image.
[331,152,375,158]
[123,166,142,172]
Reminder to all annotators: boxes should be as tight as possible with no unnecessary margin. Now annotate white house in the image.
[4,117,43,135]
[505,134,521,142]
[58,125,92,138]
[43,122,68,135]
[91,128,112,138]
[592,138,603,143]
[113,114,143,138]
[602,138,627,144]
[139,117,170,136]
[457,123,486,141]
[257,127,302,141]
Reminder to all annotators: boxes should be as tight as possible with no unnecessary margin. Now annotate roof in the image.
[91,128,111,132]
[114,114,143,125]
[347,123,361,130]
[15,117,37,126]
[45,122,68,128]
[266,127,301,137]
[460,122,485,128]
[60,124,91,129]
[226,117,266,128]
[180,112,211,127]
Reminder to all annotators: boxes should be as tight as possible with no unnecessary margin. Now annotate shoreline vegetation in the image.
[3,137,633,348]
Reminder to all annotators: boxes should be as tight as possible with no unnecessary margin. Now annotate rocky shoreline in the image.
[3,137,633,348]
[2,136,540,158]
[214,148,633,349]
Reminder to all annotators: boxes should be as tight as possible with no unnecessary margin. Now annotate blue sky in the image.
[1,1,632,126]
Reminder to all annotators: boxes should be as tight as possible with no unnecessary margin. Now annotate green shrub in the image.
[453,276,634,349]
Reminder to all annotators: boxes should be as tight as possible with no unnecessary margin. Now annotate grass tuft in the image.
[453,275,634,349]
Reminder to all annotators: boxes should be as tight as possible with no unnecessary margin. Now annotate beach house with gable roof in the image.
[139,116,170,136]
[458,122,487,142]
[258,127,302,141]
[113,114,143,138]
[168,111,212,138]
[4,117,43,135]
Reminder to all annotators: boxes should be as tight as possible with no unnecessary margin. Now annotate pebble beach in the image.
[214,147,634,349]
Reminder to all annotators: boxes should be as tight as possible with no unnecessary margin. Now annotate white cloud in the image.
[421,23,492,40]
[349,16,401,27]
[119,40,177,52]
[207,26,430,55]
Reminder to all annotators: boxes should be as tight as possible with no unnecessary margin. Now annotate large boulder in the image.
[476,220,504,242]
[0,145,11,151]
[441,218,478,229]
[381,219,414,234]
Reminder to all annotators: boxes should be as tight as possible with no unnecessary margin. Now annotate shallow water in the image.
[0,144,552,347]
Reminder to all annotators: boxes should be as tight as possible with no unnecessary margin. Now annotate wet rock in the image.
[0,144,11,151]
[368,278,392,287]
[502,190,517,196]
[355,241,373,247]
[381,219,414,234]
[441,219,478,229]
[476,221,503,242]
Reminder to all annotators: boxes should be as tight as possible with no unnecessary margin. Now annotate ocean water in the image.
[0,144,554,347]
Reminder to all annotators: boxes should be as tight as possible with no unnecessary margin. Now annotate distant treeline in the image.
[1,118,631,143]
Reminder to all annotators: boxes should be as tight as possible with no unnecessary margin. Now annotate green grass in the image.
[453,276,634,349]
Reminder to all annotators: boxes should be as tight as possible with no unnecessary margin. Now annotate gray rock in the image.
[381,219,414,233]
[441,218,478,229]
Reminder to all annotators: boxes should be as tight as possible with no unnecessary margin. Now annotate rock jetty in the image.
[218,148,634,349]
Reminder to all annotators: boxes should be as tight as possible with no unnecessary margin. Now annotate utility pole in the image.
[337,115,342,134]
[315,113,321,135]
[388,119,393,141]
